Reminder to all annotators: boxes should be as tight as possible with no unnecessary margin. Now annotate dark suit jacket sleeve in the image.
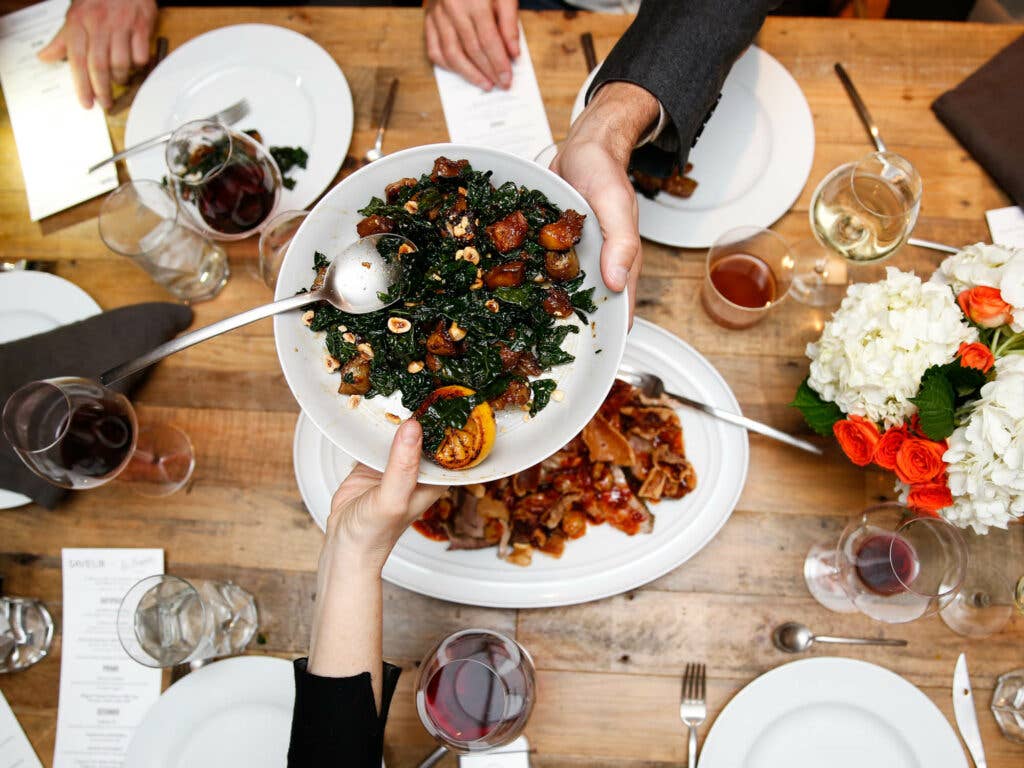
[587,0,779,173]
[287,658,402,767]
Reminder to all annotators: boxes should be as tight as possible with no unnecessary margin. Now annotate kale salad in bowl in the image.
[273,144,627,485]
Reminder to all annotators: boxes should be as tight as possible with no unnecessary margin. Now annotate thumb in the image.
[592,176,641,293]
[377,419,424,513]
[38,30,67,62]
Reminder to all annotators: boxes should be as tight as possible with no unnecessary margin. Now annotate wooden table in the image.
[2,7,1023,766]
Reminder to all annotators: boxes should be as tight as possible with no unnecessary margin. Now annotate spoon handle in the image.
[814,635,907,646]
[100,291,319,386]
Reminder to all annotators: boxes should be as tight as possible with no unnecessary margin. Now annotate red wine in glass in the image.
[424,659,507,743]
[59,400,135,479]
[855,533,919,596]
[196,160,276,235]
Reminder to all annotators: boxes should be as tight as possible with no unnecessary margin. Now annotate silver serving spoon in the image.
[101,233,409,386]
[772,621,907,654]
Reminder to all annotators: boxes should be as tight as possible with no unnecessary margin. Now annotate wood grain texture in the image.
[1,7,1023,767]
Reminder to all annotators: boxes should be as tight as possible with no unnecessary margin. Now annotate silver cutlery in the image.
[88,98,250,173]
[416,746,447,768]
[581,32,597,72]
[954,653,988,768]
[616,364,822,455]
[834,63,886,153]
[908,237,961,254]
[680,662,707,768]
[772,621,907,653]
[100,233,408,386]
[364,78,399,164]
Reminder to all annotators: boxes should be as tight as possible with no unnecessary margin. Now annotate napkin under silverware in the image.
[932,34,1024,208]
[0,302,193,509]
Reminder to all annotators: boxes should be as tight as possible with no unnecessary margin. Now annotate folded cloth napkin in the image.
[932,34,1024,208]
[0,302,193,509]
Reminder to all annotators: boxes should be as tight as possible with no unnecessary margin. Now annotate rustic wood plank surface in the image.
[1,6,1023,767]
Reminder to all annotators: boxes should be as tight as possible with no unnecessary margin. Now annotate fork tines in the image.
[682,661,706,703]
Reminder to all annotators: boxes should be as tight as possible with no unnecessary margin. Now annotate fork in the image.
[88,98,250,173]
[680,662,707,767]
[616,364,822,455]
[363,78,399,164]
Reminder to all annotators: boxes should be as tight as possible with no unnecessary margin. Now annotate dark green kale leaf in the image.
[535,324,578,369]
[529,379,557,416]
[418,396,474,454]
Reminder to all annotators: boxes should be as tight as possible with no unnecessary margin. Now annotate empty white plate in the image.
[700,657,967,768]
[125,24,352,212]
[570,46,815,248]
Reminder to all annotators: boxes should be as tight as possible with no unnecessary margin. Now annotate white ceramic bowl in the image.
[273,143,627,485]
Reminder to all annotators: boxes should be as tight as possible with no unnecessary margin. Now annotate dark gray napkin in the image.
[932,34,1024,208]
[0,302,193,509]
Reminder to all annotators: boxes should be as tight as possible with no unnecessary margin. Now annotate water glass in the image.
[803,502,967,623]
[117,575,257,668]
[699,226,795,329]
[258,209,307,291]
[992,669,1024,743]
[0,596,54,673]
[98,180,229,303]
[415,629,535,755]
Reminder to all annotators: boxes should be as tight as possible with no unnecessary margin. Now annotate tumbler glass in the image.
[117,575,257,668]
[0,596,54,673]
[99,180,229,303]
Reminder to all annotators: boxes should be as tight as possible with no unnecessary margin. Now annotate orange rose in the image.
[873,425,908,470]
[906,477,954,515]
[895,438,946,484]
[957,286,1013,329]
[957,341,995,373]
[833,415,880,467]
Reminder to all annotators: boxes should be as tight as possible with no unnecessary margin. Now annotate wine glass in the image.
[165,119,282,241]
[2,377,194,495]
[415,629,535,756]
[803,502,967,623]
[790,151,922,306]
[939,527,1017,637]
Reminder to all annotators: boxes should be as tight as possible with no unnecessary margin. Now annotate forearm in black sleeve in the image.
[588,0,779,171]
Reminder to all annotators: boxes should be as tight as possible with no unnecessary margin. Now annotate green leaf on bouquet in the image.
[910,366,956,440]
[790,378,844,436]
[939,361,987,399]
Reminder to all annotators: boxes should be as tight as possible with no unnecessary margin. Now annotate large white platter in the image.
[570,45,815,249]
[700,657,967,768]
[275,143,628,486]
[294,317,748,609]
[125,24,352,212]
[0,272,100,509]
[125,656,294,768]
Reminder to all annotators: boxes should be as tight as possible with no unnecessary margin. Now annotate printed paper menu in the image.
[434,25,554,161]
[986,206,1024,248]
[0,0,117,220]
[53,549,164,768]
[0,689,43,768]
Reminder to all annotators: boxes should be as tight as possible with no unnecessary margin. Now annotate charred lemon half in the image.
[415,385,496,470]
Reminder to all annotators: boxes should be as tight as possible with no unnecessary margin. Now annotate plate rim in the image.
[293,316,750,609]
[274,141,629,487]
[569,45,815,249]
[699,656,968,767]
[124,22,352,212]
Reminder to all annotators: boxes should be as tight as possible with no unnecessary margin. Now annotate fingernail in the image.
[499,72,511,88]
[400,420,420,444]
[611,267,629,290]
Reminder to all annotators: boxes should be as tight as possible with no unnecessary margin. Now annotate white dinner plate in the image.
[293,317,748,608]
[125,656,294,768]
[700,657,967,768]
[0,272,101,509]
[570,46,814,248]
[275,143,628,487]
[125,24,352,212]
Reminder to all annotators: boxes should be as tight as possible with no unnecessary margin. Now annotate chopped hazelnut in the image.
[485,299,499,313]
[342,332,356,343]
[470,279,484,291]
[356,342,374,359]
[398,242,416,255]
[552,389,565,402]
[387,317,412,334]
[404,200,419,213]
[456,246,480,265]
[324,354,340,372]
[301,310,315,326]
[347,395,361,409]
[448,321,467,341]
[336,324,347,333]
[407,360,424,374]
[384,413,402,425]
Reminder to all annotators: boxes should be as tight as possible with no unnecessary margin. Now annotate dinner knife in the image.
[834,63,887,153]
[954,653,988,768]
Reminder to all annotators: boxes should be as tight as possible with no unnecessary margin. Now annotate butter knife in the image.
[954,653,988,768]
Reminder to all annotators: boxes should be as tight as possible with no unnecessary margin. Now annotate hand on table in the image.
[424,0,519,91]
[38,0,157,111]
[550,82,662,323]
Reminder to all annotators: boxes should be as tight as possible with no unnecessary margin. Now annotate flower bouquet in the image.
[792,244,1024,533]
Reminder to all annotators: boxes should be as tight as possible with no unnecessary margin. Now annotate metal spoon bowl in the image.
[101,233,409,385]
[772,621,907,654]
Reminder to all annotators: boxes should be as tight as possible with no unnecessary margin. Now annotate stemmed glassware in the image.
[939,527,1021,637]
[803,502,967,623]
[2,377,194,496]
[415,629,535,756]
[790,151,922,306]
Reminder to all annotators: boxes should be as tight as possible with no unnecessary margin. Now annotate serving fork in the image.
[680,662,707,767]
[88,98,250,173]
[616,365,822,455]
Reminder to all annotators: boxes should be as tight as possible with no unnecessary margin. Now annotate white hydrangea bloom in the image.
[929,242,1024,332]
[807,267,977,427]
[937,355,1024,533]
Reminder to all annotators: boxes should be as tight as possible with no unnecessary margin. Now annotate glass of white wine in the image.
[791,152,922,306]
